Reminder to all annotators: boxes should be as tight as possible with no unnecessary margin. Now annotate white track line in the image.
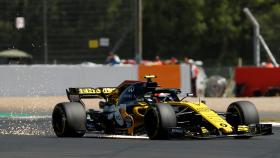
[0,115,52,119]
[86,134,149,139]
[261,122,280,127]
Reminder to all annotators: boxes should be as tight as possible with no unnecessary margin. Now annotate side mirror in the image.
[186,93,194,97]
[180,93,194,101]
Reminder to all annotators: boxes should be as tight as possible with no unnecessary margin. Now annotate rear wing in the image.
[66,87,116,102]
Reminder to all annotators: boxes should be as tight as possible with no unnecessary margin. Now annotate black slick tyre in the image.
[144,103,177,140]
[52,102,86,137]
[226,101,259,127]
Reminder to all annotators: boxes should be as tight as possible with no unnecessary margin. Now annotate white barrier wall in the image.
[180,64,192,94]
[0,64,191,96]
[0,65,138,96]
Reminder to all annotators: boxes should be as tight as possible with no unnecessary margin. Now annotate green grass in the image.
[260,118,280,122]
[0,113,32,117]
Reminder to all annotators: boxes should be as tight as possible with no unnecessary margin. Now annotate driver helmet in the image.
[154,93,169,101]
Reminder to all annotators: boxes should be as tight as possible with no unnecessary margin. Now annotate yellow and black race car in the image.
[52,75,272,139]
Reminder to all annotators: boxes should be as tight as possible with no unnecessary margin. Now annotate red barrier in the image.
[235,67,280,96]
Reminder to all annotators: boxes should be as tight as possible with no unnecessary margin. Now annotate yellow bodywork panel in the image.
[237,125,249,132]
[201,127,209,134]
[169,101,233,134]
[132,103,148,128]
[119,102,148,135]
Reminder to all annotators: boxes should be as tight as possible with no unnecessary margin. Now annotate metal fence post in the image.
[135,0,142,64]
[243,8,260,67]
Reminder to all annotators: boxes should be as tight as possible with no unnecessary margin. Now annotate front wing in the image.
[84,124,272,140]
[167,123,273,139]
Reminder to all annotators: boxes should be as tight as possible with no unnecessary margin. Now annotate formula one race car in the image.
[52,75,272,139]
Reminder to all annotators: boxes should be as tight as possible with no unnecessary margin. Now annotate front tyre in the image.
[144,103,177,140]
[52,102,86,137]
[226,101,259,129]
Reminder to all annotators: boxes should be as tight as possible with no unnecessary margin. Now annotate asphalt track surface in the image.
[0,117,280,158]
[0,96,279,158]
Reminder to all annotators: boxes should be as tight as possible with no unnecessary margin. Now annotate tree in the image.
[142,0,280,66]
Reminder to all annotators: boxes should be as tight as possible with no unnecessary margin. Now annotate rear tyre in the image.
[52,102,86,137]
[144,103,177,140]
[226,101,259,138]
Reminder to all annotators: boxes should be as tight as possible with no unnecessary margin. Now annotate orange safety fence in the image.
[138,64,181,88]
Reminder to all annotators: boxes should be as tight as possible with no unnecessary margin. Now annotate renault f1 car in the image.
[52,75,272,139]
